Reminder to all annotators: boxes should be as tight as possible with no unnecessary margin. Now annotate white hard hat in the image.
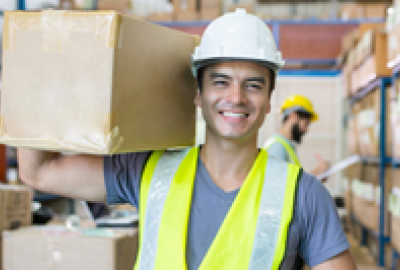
[191,8,285,78]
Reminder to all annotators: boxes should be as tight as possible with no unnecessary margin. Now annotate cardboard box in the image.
[357,88,393,157]
[340,3,364,20]
[0,11,198,154]
[362,166,391,235]
[175,10,199,21]
[97,0,131,14]
[0,184,31,232]
[200,0,221,21]
[59,0,77,10]
[3,226,138,270]
[228,4,255,14]
[146,12,174,22]
[342,28,360,56]
[388,23,400,68]
[391,169,400,254]
[393,80,400,158]
[356,30,390,81]
[364,3,387,19]
[174,0,198,13]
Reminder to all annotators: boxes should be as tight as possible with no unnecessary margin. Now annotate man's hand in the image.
[312,250,357,270]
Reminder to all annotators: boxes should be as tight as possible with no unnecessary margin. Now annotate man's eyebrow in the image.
[210,72,232,80]
[246,77,266,84]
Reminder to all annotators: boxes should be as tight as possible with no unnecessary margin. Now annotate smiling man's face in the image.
[195,61,272,142]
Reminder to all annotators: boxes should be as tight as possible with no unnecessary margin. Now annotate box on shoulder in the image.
[0,11,199,155]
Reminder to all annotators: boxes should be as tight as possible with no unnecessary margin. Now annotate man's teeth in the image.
[222,112,247,118]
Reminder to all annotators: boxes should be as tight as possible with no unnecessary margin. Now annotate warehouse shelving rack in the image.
[390,63,400,270]
[348,76,392,268]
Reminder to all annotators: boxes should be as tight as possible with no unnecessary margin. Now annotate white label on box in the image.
[363,183,375,201]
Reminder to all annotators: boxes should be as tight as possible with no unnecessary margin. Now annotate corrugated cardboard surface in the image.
[0,185,31,232]
[0,11,198,155]
[3,226,138,270]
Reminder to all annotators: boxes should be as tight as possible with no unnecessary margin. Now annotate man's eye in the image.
[247,84,261,90]
[214,81,228,86]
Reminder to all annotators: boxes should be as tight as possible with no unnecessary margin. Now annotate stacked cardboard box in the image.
[351,29,391,93]
[0,11,198,155]
[340,3,388,20]
[390,169,400,257]
[0,184,32,270]
[355,87,392,157]
[393,80,400,159]
[97,0,131,14]
[200,0,221,20]
[174,0,199,21]
[352,166,391,235]
[3,226,138,270]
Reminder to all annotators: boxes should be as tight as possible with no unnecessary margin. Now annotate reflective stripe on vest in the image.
[264,137,301,166]
[135,147,301,270]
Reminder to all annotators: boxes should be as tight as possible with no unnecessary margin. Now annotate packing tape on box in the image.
[3,11,120,52]
[0,115,124,154]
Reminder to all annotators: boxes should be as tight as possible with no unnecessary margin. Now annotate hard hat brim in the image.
[191,57,283,78]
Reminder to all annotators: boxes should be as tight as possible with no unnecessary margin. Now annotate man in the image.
[264,95,330,177]
[18,9,356,269]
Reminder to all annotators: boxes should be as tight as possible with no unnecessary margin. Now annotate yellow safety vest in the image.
[264,137,301,166]
[135,147,301,270]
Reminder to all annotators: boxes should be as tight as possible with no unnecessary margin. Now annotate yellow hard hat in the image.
[280,95,318,122]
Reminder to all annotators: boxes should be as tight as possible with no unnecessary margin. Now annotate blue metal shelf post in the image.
[379,77,392,267]
[393,250,399,270]
[17,0,25,10]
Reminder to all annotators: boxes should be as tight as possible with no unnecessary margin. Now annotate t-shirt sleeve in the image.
[103,152,151,208]
[265,142,291,163]
[298,173,350,267]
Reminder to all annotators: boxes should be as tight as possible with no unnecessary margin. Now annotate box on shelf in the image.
[3,226,138,270]
[342,63,352,98]
[59,0,78,10]
[356,88,392,158]
[343,163,362,213]
[364,166,391,235]
[388,23,400,69]
[391,80,400,159]
[200,0,221,21]
[390,169,400,254]
[351,30,391,93]
[346,112,359,155]
[97,0,131,14]
[364,3,388,20]
[175,10,199,21]
[174,0,198,13]
[146,12,174,22]
[0,11,198,155]
[340,3,364,20]
[342,28,360,57]
[228,4,255,14]
[0,184,32,232]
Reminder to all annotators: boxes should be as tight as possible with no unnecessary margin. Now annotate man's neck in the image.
[279,125,292,142]
[200,135,259,193]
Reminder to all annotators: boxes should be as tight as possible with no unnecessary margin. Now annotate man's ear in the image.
[194,92,201,107]
[265,102,271,115]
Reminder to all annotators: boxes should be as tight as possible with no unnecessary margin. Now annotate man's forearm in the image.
[17,148,60,186]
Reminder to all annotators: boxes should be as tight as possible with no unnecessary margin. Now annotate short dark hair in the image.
[196,66,276,95]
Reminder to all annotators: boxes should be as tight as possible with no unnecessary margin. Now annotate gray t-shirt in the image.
[265,135,297,164]
[104,151,349,269]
